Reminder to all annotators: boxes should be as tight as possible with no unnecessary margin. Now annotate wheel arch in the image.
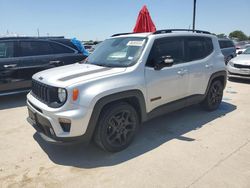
[83,89,147,143]
[205,70,227,96]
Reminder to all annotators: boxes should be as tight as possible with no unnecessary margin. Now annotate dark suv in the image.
[0,37,87,96]
[218,38,236,64]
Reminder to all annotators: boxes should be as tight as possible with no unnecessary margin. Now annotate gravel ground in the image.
[0,79,250,188]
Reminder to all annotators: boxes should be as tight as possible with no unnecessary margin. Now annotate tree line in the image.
[216,30,250,41]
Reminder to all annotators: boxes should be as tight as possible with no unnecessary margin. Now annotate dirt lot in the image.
[0,79,250,188]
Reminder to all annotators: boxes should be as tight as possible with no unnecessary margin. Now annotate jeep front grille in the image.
[31,79,58,105]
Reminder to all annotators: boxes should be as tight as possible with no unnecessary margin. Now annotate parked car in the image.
[236,44,250,55]
[0,37,87,96]
[84,45,96,54]
[227,47,250,79]
[218,38,236,64]
[27,29,226,152]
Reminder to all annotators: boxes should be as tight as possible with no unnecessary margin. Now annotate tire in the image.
[201,80,223,111]
[94,102,139,152]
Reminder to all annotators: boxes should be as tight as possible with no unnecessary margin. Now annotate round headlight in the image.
[228,61,234,67]
[58,88,67,103]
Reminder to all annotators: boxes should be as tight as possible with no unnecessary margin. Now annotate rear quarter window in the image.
[50,42,75,54]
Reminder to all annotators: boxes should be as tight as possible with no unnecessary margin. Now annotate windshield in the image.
[243,48,250,54]
[85,37,146,67]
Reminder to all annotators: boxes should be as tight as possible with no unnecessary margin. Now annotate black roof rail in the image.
[0,36,65,40]
[111,33,133,37]
[153,29,211,35]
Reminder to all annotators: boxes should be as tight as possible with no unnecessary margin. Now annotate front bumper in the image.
[26,92,93,144]
[227,65,250,80]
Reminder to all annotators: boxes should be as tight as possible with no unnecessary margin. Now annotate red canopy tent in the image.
[133,5,156,33]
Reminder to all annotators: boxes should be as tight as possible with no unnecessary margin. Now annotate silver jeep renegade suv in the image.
[27,29,226,152]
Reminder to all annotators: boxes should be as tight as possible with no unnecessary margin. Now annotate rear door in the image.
[49,41,85,65]
[0,40,25,93]
[16,40,85,89]
[185,36,214,96]
[16,40,57,88]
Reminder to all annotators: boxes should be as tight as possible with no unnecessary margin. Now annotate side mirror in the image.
[237,51,243,55]
[164,57,174,65]
[154,56,174,70]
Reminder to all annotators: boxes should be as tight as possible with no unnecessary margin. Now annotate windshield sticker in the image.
[128,56,133,60]
[127,40,145,47]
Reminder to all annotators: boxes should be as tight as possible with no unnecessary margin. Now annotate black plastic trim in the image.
[147,94,205,120]
[153,29,211,35]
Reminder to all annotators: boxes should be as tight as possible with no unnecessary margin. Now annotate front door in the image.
[145,37,189,112]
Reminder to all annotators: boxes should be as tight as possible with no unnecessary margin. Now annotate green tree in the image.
[229,30,248,41]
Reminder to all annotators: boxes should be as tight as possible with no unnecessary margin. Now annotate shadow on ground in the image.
[229,78,250,84]
[0,93,27,110]
[34,101,236,169]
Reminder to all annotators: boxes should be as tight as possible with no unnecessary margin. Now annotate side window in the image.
[19,41,53,57]
[219,41,225,49]
[147,38,185,67]
[0,41,14,58]
[50,42,75,54]
[186,37,213,61]
[204,38,213,54]
[226,41,234,48]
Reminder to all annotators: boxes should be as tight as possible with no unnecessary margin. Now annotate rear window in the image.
[0,41,14,58]
[186,37,213,61]
[19,41,53,56]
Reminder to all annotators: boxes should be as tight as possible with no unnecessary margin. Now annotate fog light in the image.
[49,128,55,136]
[59,118,71,132]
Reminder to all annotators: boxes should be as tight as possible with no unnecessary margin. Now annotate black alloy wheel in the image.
[94,102,139,152]
[202,80,223,111]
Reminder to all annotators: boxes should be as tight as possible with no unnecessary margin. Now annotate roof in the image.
[111,29,212,38]
[218,38,233,41]
[0,36,64,40]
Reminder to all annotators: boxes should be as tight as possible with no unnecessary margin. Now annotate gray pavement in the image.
[0,79,250,188]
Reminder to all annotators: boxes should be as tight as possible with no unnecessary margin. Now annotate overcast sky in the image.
[0,0,249,40]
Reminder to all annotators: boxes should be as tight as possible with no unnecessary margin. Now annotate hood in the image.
[232,54,250,65]
[33,63,127,87]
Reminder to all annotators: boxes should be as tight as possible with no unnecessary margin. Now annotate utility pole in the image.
[192,0,197,31]
[37,28,40,37]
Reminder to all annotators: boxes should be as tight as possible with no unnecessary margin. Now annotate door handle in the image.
[177,69,188,76]
[49,60,62,65]
[4,64,17,68]
[177,70,183,74]
[205,64,213,69]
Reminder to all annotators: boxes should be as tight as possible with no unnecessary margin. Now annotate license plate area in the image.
[28,108,36,122]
